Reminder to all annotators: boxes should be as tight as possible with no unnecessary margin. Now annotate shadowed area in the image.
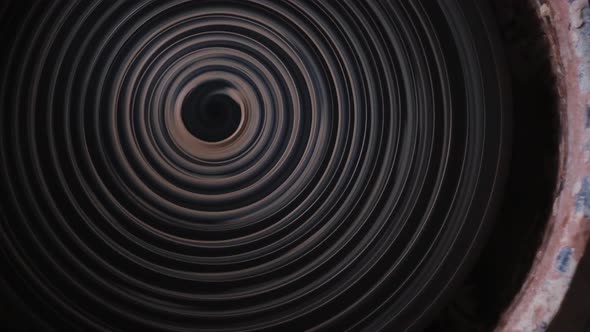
[181,82,242,143]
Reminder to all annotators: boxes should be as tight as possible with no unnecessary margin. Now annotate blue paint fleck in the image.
[575,177,590,217]
[556,247,574,273]
[534,321,549,332]
[576,5,590,92]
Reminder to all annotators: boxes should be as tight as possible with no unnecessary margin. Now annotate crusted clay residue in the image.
[510,246,576,332]
[570,0,587,29]
[496,0,590,331]
[572,1,590,92]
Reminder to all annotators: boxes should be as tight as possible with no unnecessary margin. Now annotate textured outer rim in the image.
[496,1,590,331]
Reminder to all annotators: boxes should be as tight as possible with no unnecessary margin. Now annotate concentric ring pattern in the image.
[0,1,509,331]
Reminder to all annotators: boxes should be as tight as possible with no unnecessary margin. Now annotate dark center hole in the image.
[181,82,242,142]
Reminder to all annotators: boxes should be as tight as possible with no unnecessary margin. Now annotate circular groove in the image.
[0,1,509,331]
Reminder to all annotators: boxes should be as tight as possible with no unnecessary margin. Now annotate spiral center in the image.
[181,82,242,143]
